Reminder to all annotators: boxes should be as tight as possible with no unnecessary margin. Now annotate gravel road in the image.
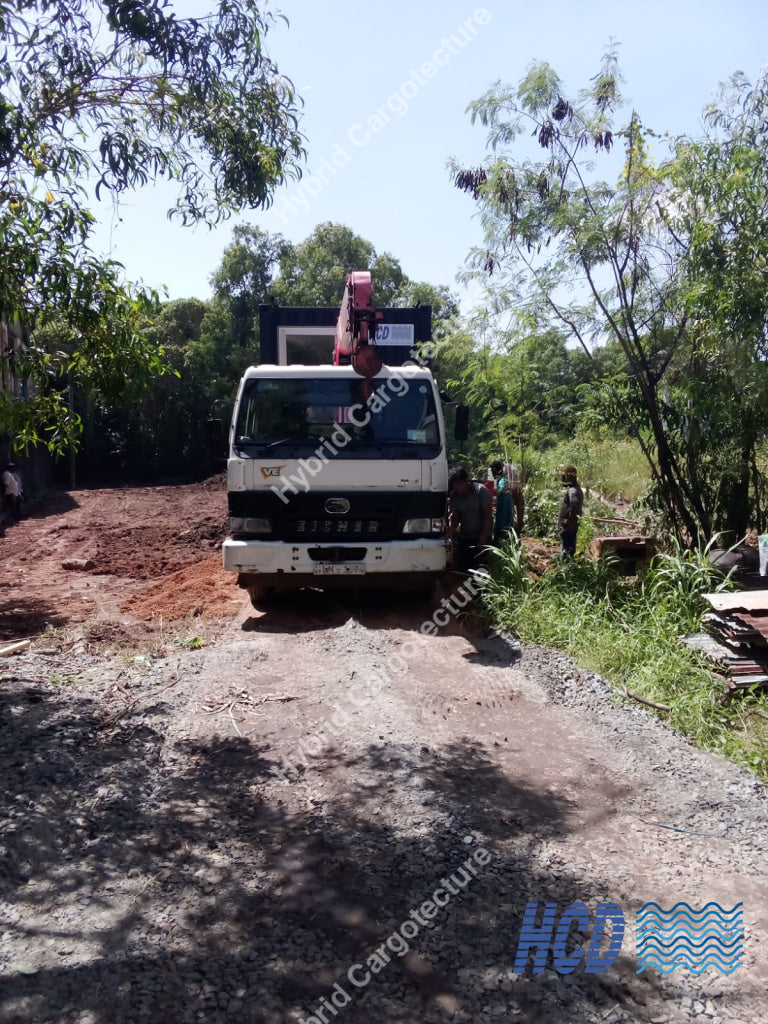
[1,585,765,1024]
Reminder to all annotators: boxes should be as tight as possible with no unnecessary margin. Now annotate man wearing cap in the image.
[558,465,583,558]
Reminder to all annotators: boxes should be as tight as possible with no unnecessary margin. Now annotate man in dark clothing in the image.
[2,462,22,521]
[558,464,584,558]
[448,466,493,572]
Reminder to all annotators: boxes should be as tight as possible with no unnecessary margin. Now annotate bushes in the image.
[525,429,650,503]
[645,535,735,632]
[522,485,561,540]
[481,540,768,779]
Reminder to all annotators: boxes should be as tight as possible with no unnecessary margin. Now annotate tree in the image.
[662,73,768,536]
[435,306,599,473]
[210,227,291,334]
[396,281,461,323]
[121,299,216,479]
[271,223,394,306]
[0,0,305,451]
[188,227,289,405]
[52,298,215,481]
[198,220,460,387]
[451,48,768,542]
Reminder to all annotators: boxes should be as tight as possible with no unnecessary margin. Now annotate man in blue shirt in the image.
[490,460,524,543]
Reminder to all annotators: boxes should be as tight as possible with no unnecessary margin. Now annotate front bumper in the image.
[222,537,447,576]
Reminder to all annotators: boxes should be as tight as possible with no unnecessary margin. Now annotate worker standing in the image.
[447,466,493,573]
[491,460,524,543]
[558,465,583,558]
[2,462,22,521]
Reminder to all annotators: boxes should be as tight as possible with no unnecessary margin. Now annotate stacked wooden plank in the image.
[684,590,768,693]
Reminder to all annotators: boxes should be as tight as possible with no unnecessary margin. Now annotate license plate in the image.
[313,563,366,576]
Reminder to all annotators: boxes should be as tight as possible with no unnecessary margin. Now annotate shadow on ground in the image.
[0,681,734,1024]
[0,596,69,642]
[23,492,81,520]
[241,574,494,645]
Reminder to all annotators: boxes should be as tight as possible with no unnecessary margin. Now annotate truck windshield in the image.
[234,376,440,453]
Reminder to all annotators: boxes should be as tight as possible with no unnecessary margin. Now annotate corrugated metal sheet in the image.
[703,590,768,613]
[685,591,768,693]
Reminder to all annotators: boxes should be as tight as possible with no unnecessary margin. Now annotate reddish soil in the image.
[0,476,241,642]
[122,554,244,621]
[521,536,557,573]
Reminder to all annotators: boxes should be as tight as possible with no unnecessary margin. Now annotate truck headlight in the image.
[403,518,443,535]
[230,517,272,534]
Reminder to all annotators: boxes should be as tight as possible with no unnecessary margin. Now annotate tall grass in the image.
[482,542,768,779]
[532,431,650,503]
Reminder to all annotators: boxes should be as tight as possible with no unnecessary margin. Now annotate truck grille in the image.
[288,518,390,541]
[228,490,445,543]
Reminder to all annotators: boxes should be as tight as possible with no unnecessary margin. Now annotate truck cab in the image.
[222,292,452,605]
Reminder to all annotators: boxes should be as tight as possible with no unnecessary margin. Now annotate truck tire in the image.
[247,583,275,609]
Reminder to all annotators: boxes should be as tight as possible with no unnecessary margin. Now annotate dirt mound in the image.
[90,514,227,581]
[1,477,232,637]
[122,555,244,621]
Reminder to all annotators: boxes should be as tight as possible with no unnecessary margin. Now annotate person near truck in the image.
[447,465,493,573]
[2,462,22,521]
[490,460,524,543]
[558,464,584,558]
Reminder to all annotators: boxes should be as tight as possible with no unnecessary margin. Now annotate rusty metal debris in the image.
[683,590,768,696]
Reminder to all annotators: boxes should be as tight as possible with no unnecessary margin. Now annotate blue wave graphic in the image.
[638,929,745,942]
[639,954,743,967]
[638,933,741,944]
[638,917,743,931]
[638,918,743,925]
[638,917,742,926]
[638,959,743,976]
[636,902,743,975]
[639,940,743,954]
[637,901,742,915]
[640,956,743,972]
[640,941,742,954]
[639,948,743,963]
[638,921,742,931]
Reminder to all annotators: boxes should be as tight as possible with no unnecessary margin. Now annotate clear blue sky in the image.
[90,0,768,309]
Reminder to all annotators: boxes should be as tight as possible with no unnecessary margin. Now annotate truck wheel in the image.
[247,584,275,608]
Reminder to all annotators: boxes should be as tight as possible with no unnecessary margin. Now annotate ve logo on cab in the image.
[260,465,285,478]
[514,902,625,974]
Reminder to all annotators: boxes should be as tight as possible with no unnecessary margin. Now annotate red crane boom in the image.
[333,271,383,377]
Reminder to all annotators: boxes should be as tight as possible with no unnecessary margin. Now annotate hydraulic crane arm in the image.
[333,271,383,376]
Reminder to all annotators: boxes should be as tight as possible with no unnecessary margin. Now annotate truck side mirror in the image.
[454,404,469,441]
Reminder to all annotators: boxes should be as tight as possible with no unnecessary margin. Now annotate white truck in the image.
[222,272,466,605]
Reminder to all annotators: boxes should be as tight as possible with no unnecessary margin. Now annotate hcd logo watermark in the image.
[513,901,743,976]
